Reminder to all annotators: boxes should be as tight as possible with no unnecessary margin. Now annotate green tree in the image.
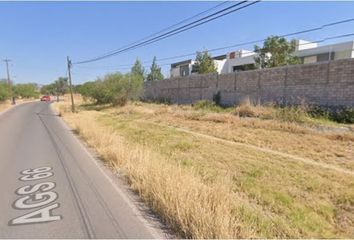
[76,81,96,101]
[77,72,143,106]
[13,83,39,98]
[40,83,56,95]
[131,58,145,82]
[54,77,68,96]
[254,36,300,69]
[147,56,164,81]
[192,51,217,74]
[40,77,68,101]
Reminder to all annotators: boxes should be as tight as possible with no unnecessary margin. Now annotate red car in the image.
[40,95,51,101]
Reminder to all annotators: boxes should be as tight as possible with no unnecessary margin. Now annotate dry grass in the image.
[124,102,354,171]
[53,100,354,238]
[0,100,12,113]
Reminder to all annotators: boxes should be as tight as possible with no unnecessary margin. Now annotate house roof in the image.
[212,54,227,60]
[295,41,354,57]
[171,59,192,68]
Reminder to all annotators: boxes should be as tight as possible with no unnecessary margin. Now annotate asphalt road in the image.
[0,101,163,238]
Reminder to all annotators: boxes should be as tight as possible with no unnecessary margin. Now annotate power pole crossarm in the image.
[67,56,75,113]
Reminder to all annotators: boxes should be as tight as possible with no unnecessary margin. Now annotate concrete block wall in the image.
[143,58,354,107]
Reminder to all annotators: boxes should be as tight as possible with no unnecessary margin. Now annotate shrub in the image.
[307,105,331,119]
[193,100,223,112]
[274,106,308,123]
[234,103,275,119]
[306,105,354,124]
[13,83,39,98]
[212,91,221,106]
[76,81,97,102]
[330,107,354,124]
[234,104,258,118]
[153,97,171,105]
[77,72,143,106]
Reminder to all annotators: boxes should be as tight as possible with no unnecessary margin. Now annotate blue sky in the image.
[1,1,354,85]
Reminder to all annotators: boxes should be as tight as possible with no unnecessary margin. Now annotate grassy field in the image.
[54,98,354,238]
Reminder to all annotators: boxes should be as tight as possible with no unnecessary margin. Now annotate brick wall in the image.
[143,58,354,107]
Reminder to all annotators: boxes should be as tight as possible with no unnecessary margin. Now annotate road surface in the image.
[0,101,164,238]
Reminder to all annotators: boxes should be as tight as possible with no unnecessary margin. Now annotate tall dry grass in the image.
[53,101,354,238]
[54,106,274,238]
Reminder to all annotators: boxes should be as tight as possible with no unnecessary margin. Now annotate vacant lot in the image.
[54,99,354,238]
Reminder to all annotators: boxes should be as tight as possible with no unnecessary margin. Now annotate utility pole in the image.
[67,56,75,113]
[3,59,12,98]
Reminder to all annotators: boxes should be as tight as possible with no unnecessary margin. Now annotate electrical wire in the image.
[83,1,231,59]
[74,17,354,70]
[73,1,258,64]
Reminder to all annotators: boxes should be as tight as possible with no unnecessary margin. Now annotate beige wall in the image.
[144,59,354,107]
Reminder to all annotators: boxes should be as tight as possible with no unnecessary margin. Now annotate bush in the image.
[213,91,221,106]
[233,103,354,124]
[193,100,220,111]
[330,107,354,124]
[307,105,331,119]
[306,105,354,124]
[77,72,143,106]
[76,81,96,102]
[274,106,308,123]
[151,97,171,105]
[13,83,39,98]
[235,104,258,118]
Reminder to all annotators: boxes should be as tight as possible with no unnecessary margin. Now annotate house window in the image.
[317,52,335,62]
[233,64,256,72]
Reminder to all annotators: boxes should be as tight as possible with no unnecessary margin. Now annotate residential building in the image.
[170,54,228,77]
[170,59,194,78]
[170,39,354,78]
[294,40,354,64]
[223,50,257,72]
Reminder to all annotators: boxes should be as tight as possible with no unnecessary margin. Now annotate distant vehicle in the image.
[40,95,51,101]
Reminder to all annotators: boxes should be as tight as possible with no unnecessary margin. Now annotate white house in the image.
[223,50,257,72]
[170,39,354,77]
[170,59,194,78]
[294,40,354,64]
[170,54,228,77]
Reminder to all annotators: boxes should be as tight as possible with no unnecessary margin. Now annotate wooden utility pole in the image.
[3,59,12,97]
[67,56,75,113]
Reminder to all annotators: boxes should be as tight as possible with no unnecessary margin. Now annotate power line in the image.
[104,1,260,61]
[74,1,258,64]
[89,1,231,59]
[75,62,172,71]
[75,17,354,70]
